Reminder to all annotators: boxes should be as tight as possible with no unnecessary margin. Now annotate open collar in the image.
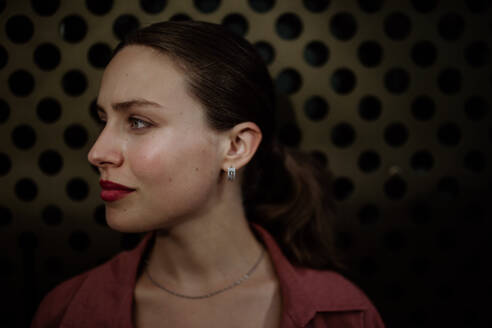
[62,223,368,327]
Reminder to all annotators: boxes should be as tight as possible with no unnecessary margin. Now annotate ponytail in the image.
[243,141,345,271]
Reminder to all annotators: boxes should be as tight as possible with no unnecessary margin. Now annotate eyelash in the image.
[97,116,151,130]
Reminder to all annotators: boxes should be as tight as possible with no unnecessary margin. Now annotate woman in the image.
[31,20,384,327]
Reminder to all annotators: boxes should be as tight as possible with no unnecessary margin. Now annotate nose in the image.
[87,127,124,169]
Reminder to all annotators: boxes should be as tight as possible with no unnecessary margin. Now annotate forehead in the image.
[98,45,190,107]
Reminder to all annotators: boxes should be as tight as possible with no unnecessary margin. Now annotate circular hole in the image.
[304,41,329,67]
[15,178,38,202]
[330,12,357,41]
[304,96,329,121]
[384,122,409,147]
[383,229,407,250]
[310,150,328,168]
[222,13,248,37]
[60,15,88,43]
[254,41,275,65]
[359,95,382,121]
[66,178,89,201]
[44,256,64,275]
[358,150,380,173]
[193,0,221,13]
[0,153,11,176]
[333,177,354,201]
[86,0,113,15]
[411,200,432,224]
[303,0,329,12]
[358,40,383,67]
[33,43,61,71]
[39,150,63,175]
[0,206,13,226]
[12,124,36,150]
[64,124,88,149]
[384,175,407,200]
[437,122,461,146]
[31,0,60,16]
[357,0,383,13]
[140,0,166,14]
[410,150,434,172]
[464,150,486,172]
[331,68,356,94]
[436,176,460,202]
[358,203,380,225]
[113,14,140,41]
[436,228,457,250]
[88,42,112,69]
[69,230,91,251]
[384,12,411,40]
[9,70,35,97]
[465,0,491,12]
[0,99,10,124]
[411,95,435,121]
[6,15,34,44]
[438,13,465,41]
[37,98,62,123]
[410,257,431,275]
[411,0,438,13]
[335,231,352,251]
[276,13,303,40]
[465,96,489,121]
[358,256,379,277]
[42,205,63,226]
[18,231,38,249]
[94,205,107,227]
[438,68,462,94]
[411,41,437,67]
[169,13,192,21]
[121,233,143,250]
[464,41,490,67]
[248,0,275,13]
[384,67,410,94]
[277,122,302,147]
[0,45,8,70]
[331,122,356,148]
[275,68,302,94]
[62,70,88,96]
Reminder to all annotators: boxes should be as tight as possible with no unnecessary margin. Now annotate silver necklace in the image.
[143,248,265,299]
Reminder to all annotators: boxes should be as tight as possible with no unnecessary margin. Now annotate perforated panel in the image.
[1,1,491,327]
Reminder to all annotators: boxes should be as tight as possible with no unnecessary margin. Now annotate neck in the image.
[144,187,264,294]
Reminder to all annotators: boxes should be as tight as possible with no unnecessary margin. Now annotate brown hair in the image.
[114,20,343,270]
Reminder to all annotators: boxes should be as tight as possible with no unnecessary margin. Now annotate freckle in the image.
[168,177,173,182]
[195,167,199,171]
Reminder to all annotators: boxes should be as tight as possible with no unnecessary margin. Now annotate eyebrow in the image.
[96,98,163,114]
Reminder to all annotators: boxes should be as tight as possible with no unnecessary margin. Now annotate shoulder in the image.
[298,268,372,309]
[300,268,385,327]
[30,270,89,328]
[30,253,127,328]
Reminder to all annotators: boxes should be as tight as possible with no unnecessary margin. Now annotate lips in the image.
[99,180,135,191]
[99,180,135,202]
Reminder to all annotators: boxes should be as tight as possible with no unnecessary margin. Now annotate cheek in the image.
[128,132,220,188]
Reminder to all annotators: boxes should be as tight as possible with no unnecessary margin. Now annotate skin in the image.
[87,45,282,327]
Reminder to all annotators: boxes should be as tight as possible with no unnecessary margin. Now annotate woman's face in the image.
[88,45,226,232]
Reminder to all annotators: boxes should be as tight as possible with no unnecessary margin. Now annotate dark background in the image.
[1,0,491,327]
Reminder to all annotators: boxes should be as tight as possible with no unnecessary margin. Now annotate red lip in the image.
[99,180,135,191]
[99,180,135,202]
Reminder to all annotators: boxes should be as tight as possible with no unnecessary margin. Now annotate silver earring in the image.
[227,167,236,181]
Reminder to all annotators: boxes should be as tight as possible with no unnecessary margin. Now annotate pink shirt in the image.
[31,223,384,327]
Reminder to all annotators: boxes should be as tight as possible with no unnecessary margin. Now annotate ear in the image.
[222,122,262,172]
